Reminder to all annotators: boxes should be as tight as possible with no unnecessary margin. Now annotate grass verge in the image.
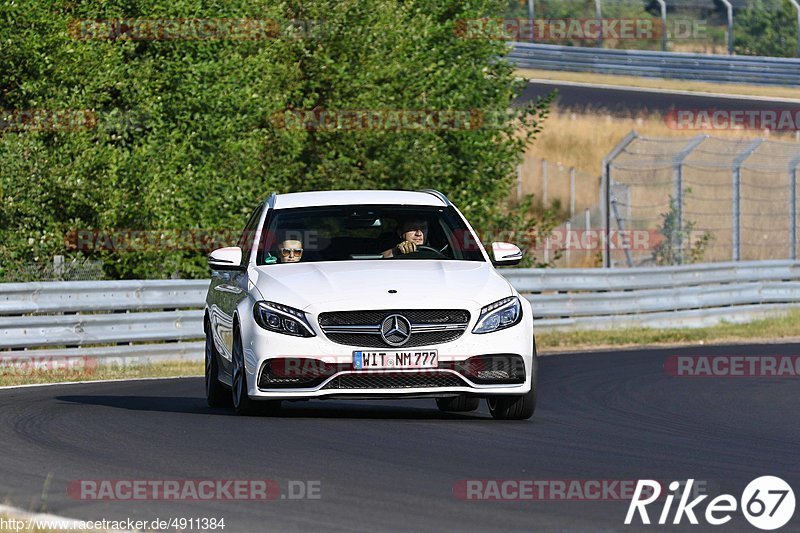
[0,360,202,387]
[515,68,800,101]
[537,310,800,353]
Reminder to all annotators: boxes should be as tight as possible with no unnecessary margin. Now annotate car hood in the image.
[249,260,513,311]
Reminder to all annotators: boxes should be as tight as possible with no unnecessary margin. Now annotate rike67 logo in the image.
[626,477,795,530]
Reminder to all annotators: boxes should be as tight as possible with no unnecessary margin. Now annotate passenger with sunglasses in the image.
[278,239,303,263]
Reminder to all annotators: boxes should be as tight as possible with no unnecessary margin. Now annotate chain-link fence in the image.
[0,256,106,282]
[518,155,607,267]
[605,131,800,267]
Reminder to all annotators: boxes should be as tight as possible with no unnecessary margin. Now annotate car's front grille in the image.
[321,371,466,390]
[318,309,470,348]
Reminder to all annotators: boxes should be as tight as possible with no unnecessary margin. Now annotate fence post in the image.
[601,131,638,267]
[720,0,733,54]
[610,196,634,267]
[656,0,667,51]
[790,0,800,57]
[790,154,800,259]
[569,167,576,217]
[673,135,707,264]
[528,0,535,43]
[731,139,763,261]
[595,0,603,48]
[541,158,548,206]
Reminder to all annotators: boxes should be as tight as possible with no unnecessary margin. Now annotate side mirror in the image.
[208,247,244,271]
[491,242,523,266]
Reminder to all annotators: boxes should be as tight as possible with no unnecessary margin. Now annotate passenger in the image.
[278,239,303,263]
[382,218,428,258]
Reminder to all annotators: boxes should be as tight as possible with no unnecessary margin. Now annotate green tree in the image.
[0,0,554,279]
[734,0,798,57]
[652,192,712,266]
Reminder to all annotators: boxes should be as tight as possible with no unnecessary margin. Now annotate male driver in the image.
[382,218,428,258]
[277,239,303,263]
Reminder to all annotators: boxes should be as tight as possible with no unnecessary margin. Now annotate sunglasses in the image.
[280,247,303,257]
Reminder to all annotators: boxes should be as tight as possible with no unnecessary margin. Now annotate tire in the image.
[205,326,231,408]
[436,395,480,412]
[232,328,281,416]
[487,350,538,420]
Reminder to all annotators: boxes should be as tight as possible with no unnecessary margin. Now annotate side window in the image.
[238,205,264,263]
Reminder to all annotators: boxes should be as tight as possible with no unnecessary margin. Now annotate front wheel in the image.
[487,386,536,420]
[232,329,281,416]
[487,350,538,420]
[232,330,257,415]
[205,327,231,408]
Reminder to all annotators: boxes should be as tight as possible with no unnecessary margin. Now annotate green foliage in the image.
[0,0,556,279]
[482,193,565,267]
[734,0,798,57]
[652,191,712,266]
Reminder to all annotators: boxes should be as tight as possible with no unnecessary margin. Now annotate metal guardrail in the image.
[0,260,798,362]
[508,43,800,86]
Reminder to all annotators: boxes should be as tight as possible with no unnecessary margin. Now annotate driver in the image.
[382,218,428,258]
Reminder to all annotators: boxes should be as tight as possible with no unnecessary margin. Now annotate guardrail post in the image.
[656,0,667,51]
[791,0,800,57]
[595,0,603,48]
[602,130,638,267]
[732,139,763,261]
[673,135,707,264]
[720,0,734,54]
[790,154,800,259]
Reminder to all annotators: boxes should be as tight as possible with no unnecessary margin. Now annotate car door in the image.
[209,205,263,376]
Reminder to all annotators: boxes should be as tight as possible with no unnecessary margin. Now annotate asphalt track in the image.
[0,343,798,532]
[518,80,800,116]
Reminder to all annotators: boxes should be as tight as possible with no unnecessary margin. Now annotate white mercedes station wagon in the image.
[204,190,538,419]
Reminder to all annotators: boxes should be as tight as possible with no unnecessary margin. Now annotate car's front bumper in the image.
[239,310,535,400]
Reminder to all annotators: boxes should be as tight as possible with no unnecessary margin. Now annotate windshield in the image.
[256,204,485,265]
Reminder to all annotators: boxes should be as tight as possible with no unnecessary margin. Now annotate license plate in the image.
[353,350,438,369]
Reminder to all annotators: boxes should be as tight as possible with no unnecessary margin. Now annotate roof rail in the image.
[418,189,452,206]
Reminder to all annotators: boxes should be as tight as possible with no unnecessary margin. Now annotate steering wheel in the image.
[396,244,448,259]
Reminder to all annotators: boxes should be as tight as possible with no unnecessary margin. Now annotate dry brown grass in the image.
[526,106,796,177]
[519,108,800,265]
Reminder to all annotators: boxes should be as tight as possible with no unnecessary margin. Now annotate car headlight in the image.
[472,296,522,334]
[253,301,315,337]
